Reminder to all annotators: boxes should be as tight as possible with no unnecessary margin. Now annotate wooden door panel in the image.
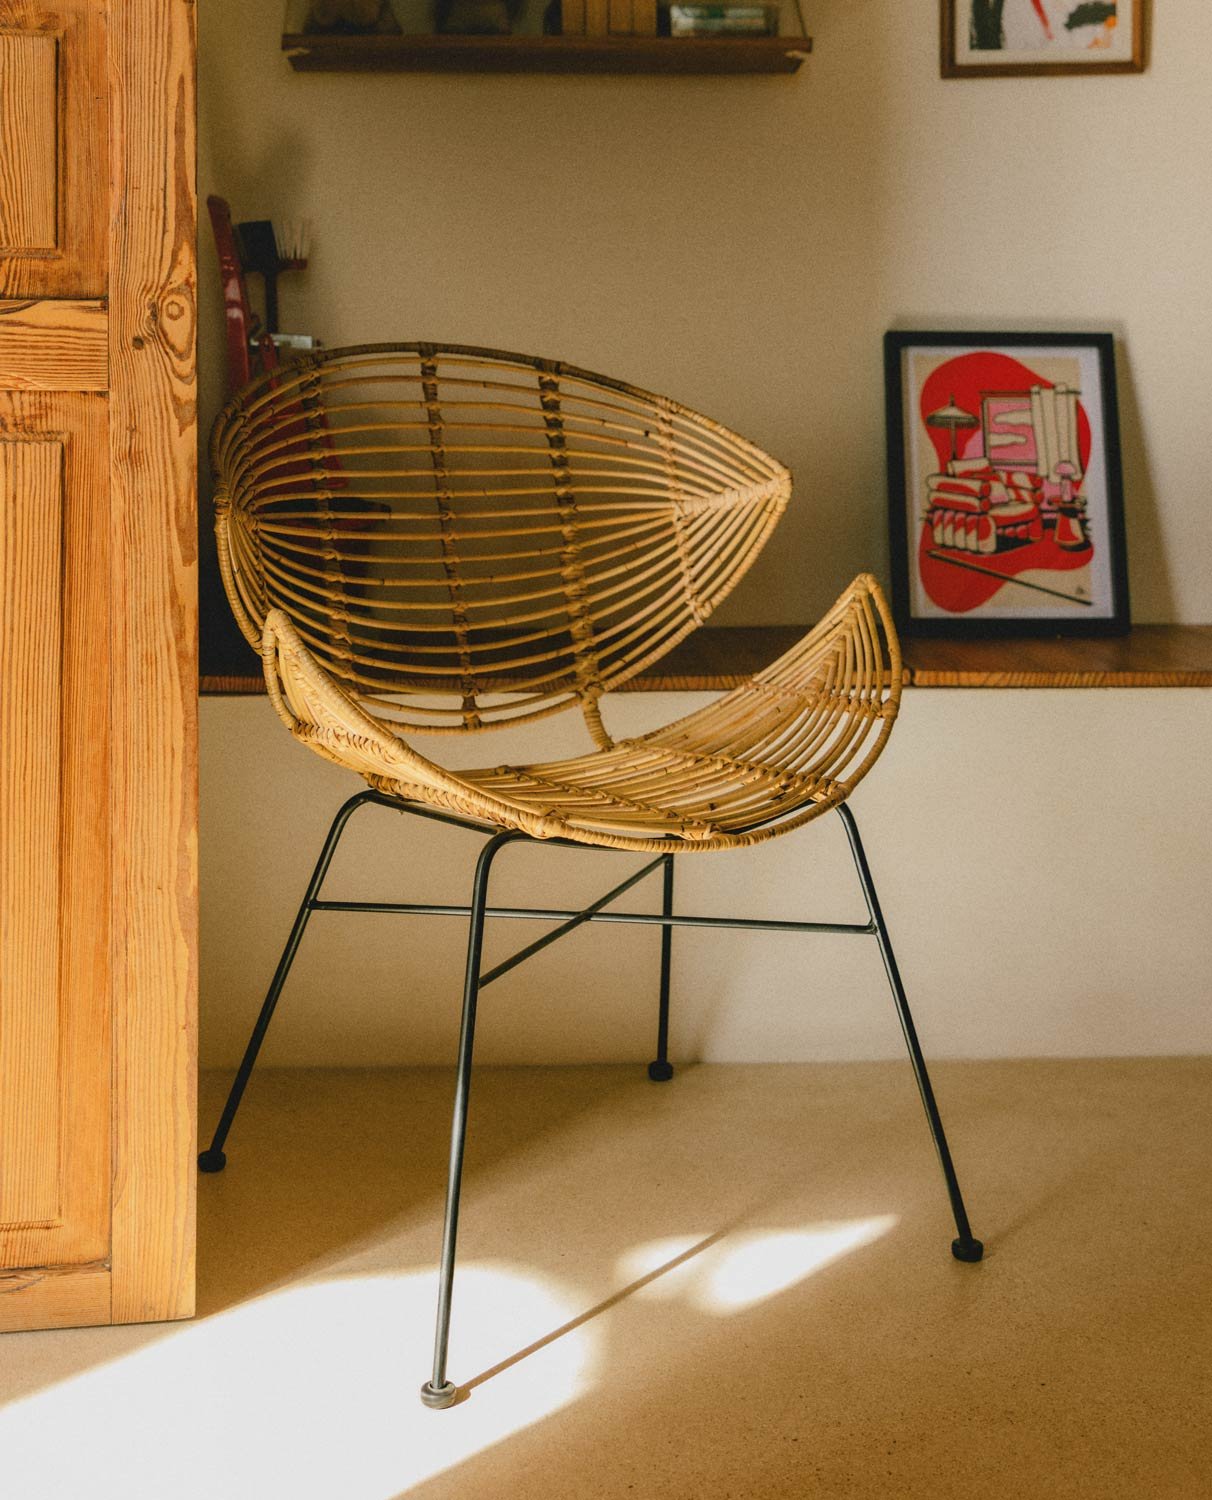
[0,391,110,1299]
[0,0,195,1334]
[0,32,57,248]
[0,438,62,1230]
[0,0,106,298]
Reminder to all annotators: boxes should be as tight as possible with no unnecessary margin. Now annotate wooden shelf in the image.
[200,624,1212,696]
[281,32,812,75]
[897,627,1212,689]
[626,625,1212,690]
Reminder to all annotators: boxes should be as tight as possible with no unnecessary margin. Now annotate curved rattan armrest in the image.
[564,571,903,848]
[261,610,518,820]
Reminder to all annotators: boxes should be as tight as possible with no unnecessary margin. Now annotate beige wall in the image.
[197,4,1212,1067]
[200,690,1212,1067]
[199,0,1212,626]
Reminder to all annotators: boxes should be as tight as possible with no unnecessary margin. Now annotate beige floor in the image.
[1,1060,1209,1499]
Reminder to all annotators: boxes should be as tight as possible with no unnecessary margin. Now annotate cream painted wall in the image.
[198,0,1212,626]
[197,4,1212,1067]
[200,690,1212,1067]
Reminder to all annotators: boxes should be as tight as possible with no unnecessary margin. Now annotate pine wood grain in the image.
[0,2,107,297]
[0,0,197,1332]
[0,391,111,1278]
[0,299,108,390]
[0,32,57,249]
[106,0,197,1326]
[0,440,63,1228]
[0,1263,110,1332]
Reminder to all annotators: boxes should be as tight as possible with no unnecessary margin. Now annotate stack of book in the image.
[668,3,778,35]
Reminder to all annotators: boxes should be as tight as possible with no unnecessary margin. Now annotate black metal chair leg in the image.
[835,804,984,1264]
[198,790,378,1173]
[647,853,676,1081]
[421,829,522,1410]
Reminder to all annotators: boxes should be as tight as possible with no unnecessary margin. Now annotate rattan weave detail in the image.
[212,343,902,851]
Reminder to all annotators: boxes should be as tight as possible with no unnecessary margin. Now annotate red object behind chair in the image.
[208,196,388,583]
[208,194,279,396]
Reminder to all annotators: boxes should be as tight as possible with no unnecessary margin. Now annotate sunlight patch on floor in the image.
[3,1219,899,1496]
[616,1216,898,1312]
[0,1267,594,1500]
[704,1220,898,1309]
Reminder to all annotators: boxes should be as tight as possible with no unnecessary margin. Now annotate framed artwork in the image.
[884,331,1130,637]
[942,1,1147,77]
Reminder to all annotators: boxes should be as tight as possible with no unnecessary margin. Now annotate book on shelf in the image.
[605,0,656,32]
[584,0,609,33]
[668,3,778,35]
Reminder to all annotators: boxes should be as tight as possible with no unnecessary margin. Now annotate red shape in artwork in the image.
[918,353,1091,473]
[918,527,1092,613]
[916,351,1094,614]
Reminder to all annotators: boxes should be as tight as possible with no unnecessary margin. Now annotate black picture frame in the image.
[884,330,1130,638]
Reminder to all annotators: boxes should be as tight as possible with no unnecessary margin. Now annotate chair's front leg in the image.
[198,789,379,1173]
[421,828,524,1410]
[835,804,984,1264]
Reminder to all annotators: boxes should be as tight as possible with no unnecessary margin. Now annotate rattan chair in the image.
[199,343,982,1409]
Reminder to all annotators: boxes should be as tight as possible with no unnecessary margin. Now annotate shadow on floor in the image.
[196,1063,661,1315]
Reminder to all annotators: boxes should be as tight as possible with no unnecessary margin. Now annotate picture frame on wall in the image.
[942,1,1147,77]
[884,331,1130,637]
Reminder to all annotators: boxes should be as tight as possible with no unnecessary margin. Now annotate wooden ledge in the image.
[896,627,1212,689]
[200,623,1212,696]
[281,33,812,76]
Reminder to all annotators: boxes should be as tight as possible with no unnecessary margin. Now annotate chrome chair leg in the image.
[198,790,378,1173]
[420,829,522,1410]
[835,803,984,1263]
[648,853,676,1082]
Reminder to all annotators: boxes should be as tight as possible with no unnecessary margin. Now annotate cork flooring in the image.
[1,1059,1208,1498]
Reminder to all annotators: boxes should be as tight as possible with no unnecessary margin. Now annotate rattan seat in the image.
[261,576,898,851]
[202,342,980,1411]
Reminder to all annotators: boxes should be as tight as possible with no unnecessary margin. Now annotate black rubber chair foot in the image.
[197,1149,227,1174]
[647,1059,674,1082]
[420,1381,458,1410]
[951,1236,984,1263]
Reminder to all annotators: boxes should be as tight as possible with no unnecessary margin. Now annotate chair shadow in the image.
[194,1052,962,1329]
[195,1063,661,1317]
[457,1226,735,1401]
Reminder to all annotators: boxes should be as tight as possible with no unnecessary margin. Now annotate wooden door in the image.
[0,0,196,1331]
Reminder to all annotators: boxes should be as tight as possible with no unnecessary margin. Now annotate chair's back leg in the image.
[648,853,676,1082]
[198,790,378,1173]
[422,829,523,1410]
[835,804,984,1263]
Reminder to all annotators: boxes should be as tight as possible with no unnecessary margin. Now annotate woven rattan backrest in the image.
[212,343,791,735]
